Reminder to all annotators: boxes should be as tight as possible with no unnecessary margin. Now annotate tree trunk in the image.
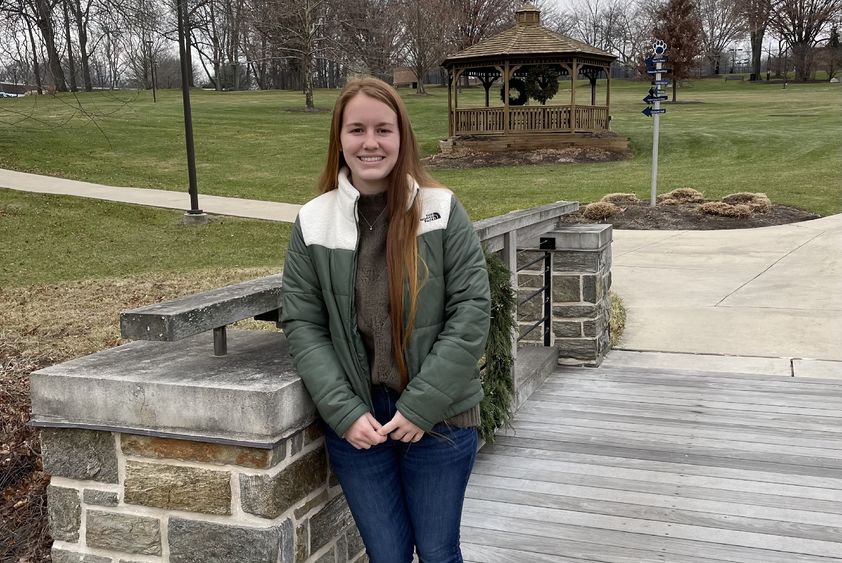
[749,28,764,80]
[303,50,315,111]
[33,0,68,91]
[792,43,811,81]
[73,0,92,91]
[25,17,44,94]
[62,0,78,91]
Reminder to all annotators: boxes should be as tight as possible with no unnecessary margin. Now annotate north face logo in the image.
[421,212,441,223]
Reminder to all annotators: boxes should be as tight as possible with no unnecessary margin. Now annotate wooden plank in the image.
[497,425,842,470]
[471,457,842,508]
[461,513,842,563]
[462,529,733,563]
[485,434,842,480]
[463,498,842,558]
[540,381,842,410]
[530,390,842,418]
[509,417,842,452]
[468,473,842,528]
[556,366,842,387]
[481,441,842,490]
[555,370,842,395]
[518,401,842,437]
[467,483,842,541]
[525,395,842,433]
[462,541,591,563]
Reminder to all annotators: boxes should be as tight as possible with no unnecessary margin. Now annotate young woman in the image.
[281,77,490,563]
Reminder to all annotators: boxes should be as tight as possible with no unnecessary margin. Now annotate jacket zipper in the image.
[350,198,373,409]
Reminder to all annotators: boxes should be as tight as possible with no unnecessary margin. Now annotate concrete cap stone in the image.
[30,330,314,448]
[545,225,613,250]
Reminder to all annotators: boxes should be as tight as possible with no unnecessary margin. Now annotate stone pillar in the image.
[518,224,613,366]
[31,330,365,563]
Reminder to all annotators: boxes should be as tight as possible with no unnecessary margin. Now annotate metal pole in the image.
[176,0,205,221]
[650,60,662,207]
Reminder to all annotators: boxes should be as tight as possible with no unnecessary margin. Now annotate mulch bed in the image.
[423,146,631,169]
[558,201,821,230]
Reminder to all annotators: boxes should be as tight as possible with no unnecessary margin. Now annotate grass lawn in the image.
[0,79,839,217]
[0,188,289,287]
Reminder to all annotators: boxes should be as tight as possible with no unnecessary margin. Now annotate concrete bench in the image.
[120,273,283,355]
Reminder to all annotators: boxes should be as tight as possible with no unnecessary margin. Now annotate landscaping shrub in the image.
[722,192,772,213]
[658,187,705,205]
[600,193,640,205]
[701,202,753,218]
[583,201,620,220]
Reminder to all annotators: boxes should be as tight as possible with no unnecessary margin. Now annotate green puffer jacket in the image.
[281,170,491,437]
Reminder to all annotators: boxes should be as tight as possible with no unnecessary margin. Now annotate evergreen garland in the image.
[525,66,560,105]
[498,78,529,106]
[478,248,516,444]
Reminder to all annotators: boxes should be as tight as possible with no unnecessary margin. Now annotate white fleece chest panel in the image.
[299,190,358,250]
[298,187,453,250]
[416,188,453,236]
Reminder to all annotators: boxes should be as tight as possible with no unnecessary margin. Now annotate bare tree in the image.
[699,0,743,74]
[28,0,68,91]
[653,0,704,101]
[337,0,401,83]
[770,0,842,80]
[446,0,513,51]
[397,0,453,94]
[737,0,772,79]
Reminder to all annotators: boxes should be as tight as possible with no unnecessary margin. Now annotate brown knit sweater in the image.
[355,193,479,428]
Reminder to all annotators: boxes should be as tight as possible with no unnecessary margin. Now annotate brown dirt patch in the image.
[0,267,276,563]
[423,146,631,170]
[558,200,820,230]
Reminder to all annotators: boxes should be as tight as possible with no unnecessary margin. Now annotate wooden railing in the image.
[454,105,609,135]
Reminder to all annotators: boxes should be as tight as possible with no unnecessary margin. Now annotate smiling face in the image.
[340,93,401,195]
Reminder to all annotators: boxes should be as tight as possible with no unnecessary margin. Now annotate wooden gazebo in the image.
[441,3,628,153]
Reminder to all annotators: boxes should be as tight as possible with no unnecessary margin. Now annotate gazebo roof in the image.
[442,3,615,67]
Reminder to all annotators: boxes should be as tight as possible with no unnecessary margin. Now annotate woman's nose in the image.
[362,132,378,149]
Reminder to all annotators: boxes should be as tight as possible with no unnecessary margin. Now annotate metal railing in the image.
[515,237,554,347]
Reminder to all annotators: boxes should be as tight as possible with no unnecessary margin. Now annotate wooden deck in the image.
[462,365,842,562]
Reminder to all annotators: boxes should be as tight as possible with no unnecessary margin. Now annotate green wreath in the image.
[525,66,560,105]
[499,78,528,106]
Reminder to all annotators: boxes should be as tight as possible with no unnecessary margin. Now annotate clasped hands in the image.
[343,411,424,449]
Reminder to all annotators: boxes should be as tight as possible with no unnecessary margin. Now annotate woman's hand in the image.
[343,412,387,450]
[379,411,425,443]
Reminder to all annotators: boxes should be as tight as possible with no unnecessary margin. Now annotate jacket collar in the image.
[337,168,420,216]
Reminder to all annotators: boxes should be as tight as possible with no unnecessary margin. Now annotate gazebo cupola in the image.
[441,3,628,153]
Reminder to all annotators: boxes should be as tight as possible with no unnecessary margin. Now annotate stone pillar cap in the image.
[30,330,314,448]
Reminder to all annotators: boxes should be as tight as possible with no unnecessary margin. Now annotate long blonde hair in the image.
[317,77,440,386]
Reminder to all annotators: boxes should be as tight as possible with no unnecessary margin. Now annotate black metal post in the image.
[145,40,157,103]
[176,0,203,217]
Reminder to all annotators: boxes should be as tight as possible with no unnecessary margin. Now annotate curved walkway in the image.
[2,168,840,372]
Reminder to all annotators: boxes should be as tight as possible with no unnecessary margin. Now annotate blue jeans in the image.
[323,385,478,563]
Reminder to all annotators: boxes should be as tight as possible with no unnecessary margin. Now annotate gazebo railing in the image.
[454,105,609,135]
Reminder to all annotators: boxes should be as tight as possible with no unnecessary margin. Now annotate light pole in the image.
[145,40,157,103]
[176,0,206,224]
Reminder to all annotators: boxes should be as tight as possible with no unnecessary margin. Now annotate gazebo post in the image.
[606,66,611,128]
[590,74,597,106]
[447,70,453,137]
[570,59,578,133]
[504,61,510,135]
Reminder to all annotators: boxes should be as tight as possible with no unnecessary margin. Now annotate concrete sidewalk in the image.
[0,168,302,222]
[610,214,842,366]
[2,167,839,373]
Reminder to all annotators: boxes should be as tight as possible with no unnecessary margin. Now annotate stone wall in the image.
[517,224,613,366]
[41,425,364,563]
